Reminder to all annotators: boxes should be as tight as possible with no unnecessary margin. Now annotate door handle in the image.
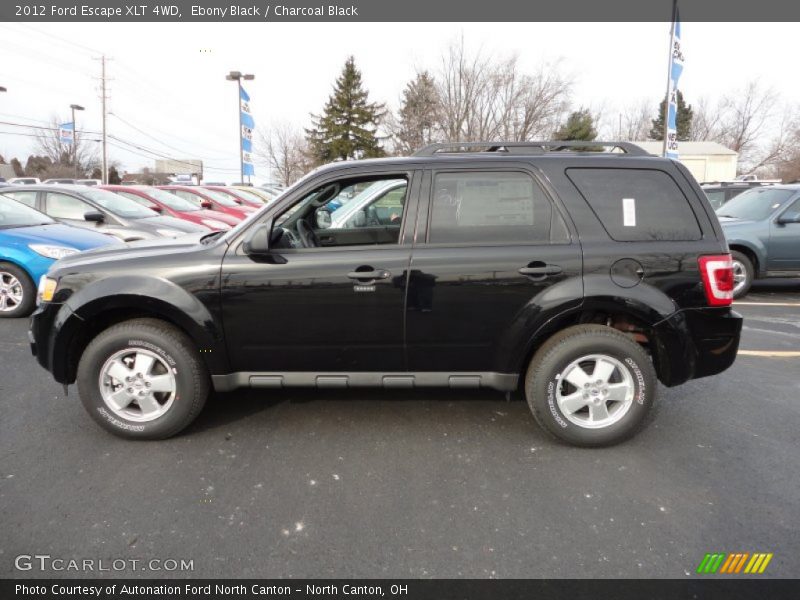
[518,264,563,277]
[347,269,391,281]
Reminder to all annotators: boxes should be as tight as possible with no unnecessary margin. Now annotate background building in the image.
[634,141,738,183]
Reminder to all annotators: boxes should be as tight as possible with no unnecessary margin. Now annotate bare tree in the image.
[609,99,652,141]
[34,116,97,176]
[256,122,310,186]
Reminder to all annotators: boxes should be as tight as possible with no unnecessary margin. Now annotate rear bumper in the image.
[653,308,742,386]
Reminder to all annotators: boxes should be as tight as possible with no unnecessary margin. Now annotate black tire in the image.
[76,318,209,440]
[731,250,754,299]
[0,262,36,318]
[525,324,657,447]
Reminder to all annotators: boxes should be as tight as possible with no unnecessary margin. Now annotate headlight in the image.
[28,244,79,259]
[37,276,58,304]
[201,219,229,230]
[155,228,182,237]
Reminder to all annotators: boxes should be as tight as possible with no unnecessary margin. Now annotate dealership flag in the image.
[240,85,255,176]
[663,2,684,159]
[59,122,74,146]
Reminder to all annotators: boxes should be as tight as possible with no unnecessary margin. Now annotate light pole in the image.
[225,70,254,184]
[70,104,84,179]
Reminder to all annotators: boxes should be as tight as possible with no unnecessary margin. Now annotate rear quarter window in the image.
[567,168,702,241]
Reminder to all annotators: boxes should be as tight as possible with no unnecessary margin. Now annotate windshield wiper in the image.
[200,231,225,244]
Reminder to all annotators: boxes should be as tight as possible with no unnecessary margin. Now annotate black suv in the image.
[29,142,742,446]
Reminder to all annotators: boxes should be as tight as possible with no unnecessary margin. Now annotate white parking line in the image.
[734,301,800,307]
[738,350,800,358]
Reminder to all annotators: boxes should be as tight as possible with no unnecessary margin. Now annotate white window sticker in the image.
[622,197,636,227]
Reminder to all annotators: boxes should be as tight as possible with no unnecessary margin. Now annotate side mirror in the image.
[243,220,282,255]
[149,205,163,213]
[200,200,213,209]
[84,210,105,223]
[316,207,332,229]
[777,211,800,225]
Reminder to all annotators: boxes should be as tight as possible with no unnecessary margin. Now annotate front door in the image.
[405,167,582,373]
[768,197,800,271]
[220,171,419,373]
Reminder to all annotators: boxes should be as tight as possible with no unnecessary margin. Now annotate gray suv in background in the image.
[0,185,207,242]
[717,185,800,297]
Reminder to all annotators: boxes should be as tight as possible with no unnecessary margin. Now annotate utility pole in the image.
[70,104,84,179]
[93,55,111,183]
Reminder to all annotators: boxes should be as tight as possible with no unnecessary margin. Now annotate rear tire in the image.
[77,318,209,440]
[0,263,35,318]
[731,250,754,299]
[525,325,656,447]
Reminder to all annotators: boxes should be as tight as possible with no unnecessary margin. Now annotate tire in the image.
[525,324,657,447]
[76,318,209,440]
[731,250,754,299]
[0,263,36,318]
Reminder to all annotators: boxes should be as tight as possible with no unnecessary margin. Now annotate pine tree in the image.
[306,56,386,164]
[395,71,440,154]
[650,90,693,141]
[554,109,597,141]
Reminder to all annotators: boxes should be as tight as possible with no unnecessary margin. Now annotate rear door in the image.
[405,164,582,374]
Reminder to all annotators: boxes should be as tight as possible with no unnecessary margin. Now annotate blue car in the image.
[0,195,119,317]
[717,184,800,298]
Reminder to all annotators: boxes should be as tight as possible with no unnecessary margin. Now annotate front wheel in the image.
[0,263,35,318]
[77,318,209,439]
[525,325,657,447]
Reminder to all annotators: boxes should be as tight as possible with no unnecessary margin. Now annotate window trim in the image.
[419,167,571,248]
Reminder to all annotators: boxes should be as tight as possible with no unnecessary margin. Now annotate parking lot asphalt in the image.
[2,279,799,579]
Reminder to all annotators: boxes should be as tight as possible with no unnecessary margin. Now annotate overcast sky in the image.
[0,22,798,183]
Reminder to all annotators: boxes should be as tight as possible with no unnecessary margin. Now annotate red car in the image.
[202,185,263,209]
[102,185,240,231]
[158,186,256,221]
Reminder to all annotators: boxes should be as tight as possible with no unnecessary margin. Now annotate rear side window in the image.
[428,171,556,244]
[567,168,702,241]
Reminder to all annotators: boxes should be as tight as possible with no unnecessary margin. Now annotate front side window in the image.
[46,192,93,220]
[428,171,554,244]
[703,189,726,210]
[273,175,409,249]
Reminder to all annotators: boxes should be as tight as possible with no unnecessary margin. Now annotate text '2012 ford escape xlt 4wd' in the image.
[29,142,742,446]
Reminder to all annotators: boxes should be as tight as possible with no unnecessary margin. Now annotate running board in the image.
[212,372,518,392]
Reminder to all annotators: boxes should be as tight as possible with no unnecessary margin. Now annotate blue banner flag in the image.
[664,9,684,159]
[240,85,255,176]
[59,122,74,146]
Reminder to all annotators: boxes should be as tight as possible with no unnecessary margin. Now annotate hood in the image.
[50,231,212,272]
[195,209,241,227]
[718,216,758,227]
[135,215,208,233]
[0,223,120,250]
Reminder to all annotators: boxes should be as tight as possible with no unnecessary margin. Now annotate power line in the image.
[109,113,231,161]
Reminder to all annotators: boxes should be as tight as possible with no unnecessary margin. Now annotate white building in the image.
[633,141,738,183]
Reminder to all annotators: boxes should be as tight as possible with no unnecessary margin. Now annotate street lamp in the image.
[70,104,85,179]
[225,70,254,184]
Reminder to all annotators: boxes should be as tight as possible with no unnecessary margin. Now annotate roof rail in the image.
[413,141,651,157]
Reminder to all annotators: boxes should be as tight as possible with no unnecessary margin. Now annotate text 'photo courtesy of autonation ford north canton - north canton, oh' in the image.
[0,0,799,599]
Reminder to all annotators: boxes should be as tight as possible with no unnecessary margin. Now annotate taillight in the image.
[698,254,734,306]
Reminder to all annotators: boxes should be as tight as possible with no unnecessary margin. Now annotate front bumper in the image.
[653,308,743,387]
[29,301,75,382]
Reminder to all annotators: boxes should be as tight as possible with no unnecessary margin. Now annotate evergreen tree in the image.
[108,166,122,185]
[306,56,386,164]
[554,109,597,141]
[395,71,440,154]
[650,90,693,141]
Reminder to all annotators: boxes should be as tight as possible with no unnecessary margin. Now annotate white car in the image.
[7,177,40,185]
[324,179,407,229]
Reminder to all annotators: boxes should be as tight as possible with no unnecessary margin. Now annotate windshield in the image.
[199,188,240,207]
[139,187,200,211]
[0,195,55,228]
[81,188,159,219]
[717,188,796,221]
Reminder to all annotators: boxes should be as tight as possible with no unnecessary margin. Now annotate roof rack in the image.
[413,141,651,157]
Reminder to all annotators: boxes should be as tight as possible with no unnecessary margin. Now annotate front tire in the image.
[731,250,754,299]
[525,325,656,447]
[77,318,209,439]
[0,263,35,318]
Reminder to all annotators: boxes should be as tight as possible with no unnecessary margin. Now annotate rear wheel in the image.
[77,318,209,439]
[525,325,656,447]
[0,263,35,318]
[731,250,754,299]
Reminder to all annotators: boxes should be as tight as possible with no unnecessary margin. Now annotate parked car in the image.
[232,186,278,204]
[101,185,239,231]
[202,185,263,209]
[44,178,78,185]
[7,177,40,185]
[158,185,256,221]
[0,185,207,242]
[0,195,119,318]
[323,179,407,230]
[28,141,742,446]
[77,179,101,186]
[716,185,800,297]
[701,181,776,210]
